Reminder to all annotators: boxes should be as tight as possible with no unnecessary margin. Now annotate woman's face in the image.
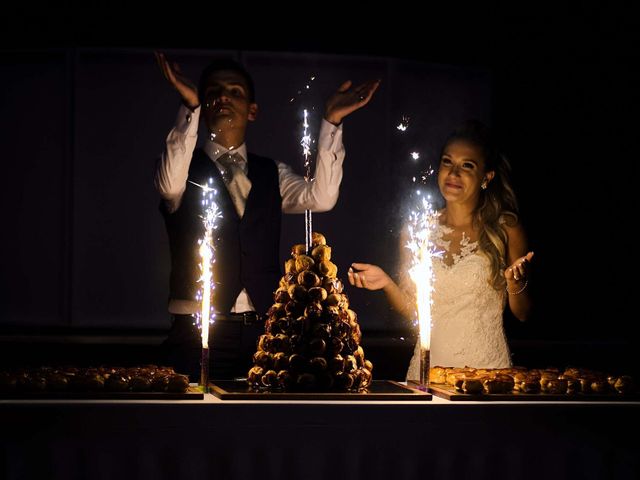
[437,139,494,207]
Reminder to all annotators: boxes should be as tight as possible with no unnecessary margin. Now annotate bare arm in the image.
[348,263,415,320]
[503,223,534,321]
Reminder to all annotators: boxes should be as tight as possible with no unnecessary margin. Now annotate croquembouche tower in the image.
[247,232,373,391]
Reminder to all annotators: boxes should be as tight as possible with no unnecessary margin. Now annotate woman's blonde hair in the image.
[444,121,519,291]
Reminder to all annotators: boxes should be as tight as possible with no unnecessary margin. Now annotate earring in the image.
[481,181,487,190]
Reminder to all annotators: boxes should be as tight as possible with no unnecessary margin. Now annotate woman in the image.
[348,121,533,377]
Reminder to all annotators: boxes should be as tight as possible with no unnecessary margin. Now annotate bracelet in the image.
[506,279,528,295]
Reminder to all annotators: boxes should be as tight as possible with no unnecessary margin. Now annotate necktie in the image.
[217,152,252,218]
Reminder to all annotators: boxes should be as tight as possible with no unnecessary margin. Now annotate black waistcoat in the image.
[162,148,282,315]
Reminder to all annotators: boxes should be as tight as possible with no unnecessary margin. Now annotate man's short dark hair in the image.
[198,58,256,104]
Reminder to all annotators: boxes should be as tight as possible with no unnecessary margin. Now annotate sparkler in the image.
[301,108,313,253]
[406,184,439,388]
[191,178,222,392]
[396,115,438,387]
[290,75,317,253]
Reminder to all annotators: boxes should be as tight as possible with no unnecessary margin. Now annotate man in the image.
[154,52,379,380]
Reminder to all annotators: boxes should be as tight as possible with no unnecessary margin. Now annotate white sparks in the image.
[406,196,440,352]
[194,178,222,349]
[289,74,318,251]
[300,108,314,251]
[301,109,312,166]
[290,75,317,104]
[188,180,217,194]
[396,115,410,131]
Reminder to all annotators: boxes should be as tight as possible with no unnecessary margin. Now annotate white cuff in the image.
[174,104,200,136]
[317,118,343,152]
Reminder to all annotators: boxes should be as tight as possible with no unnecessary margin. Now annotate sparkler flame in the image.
[301,108,314,252]
[406,195,440,352]
[192,178,222,349]
[198,237,213,349]
[290,76,317,253]
[301,109,312,168]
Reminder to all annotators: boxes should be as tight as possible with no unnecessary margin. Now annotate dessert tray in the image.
[210,379,431,400]
[424,382,639,401]
[0,386,204,400]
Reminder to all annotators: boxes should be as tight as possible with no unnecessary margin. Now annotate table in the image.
[2,394,639,480]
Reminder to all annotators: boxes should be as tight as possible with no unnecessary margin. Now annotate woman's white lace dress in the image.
[406,224,511,380]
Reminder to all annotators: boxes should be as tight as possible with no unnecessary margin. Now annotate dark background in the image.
[1,4,638,379]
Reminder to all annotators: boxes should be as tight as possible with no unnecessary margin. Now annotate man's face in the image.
[201,70,258,142]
